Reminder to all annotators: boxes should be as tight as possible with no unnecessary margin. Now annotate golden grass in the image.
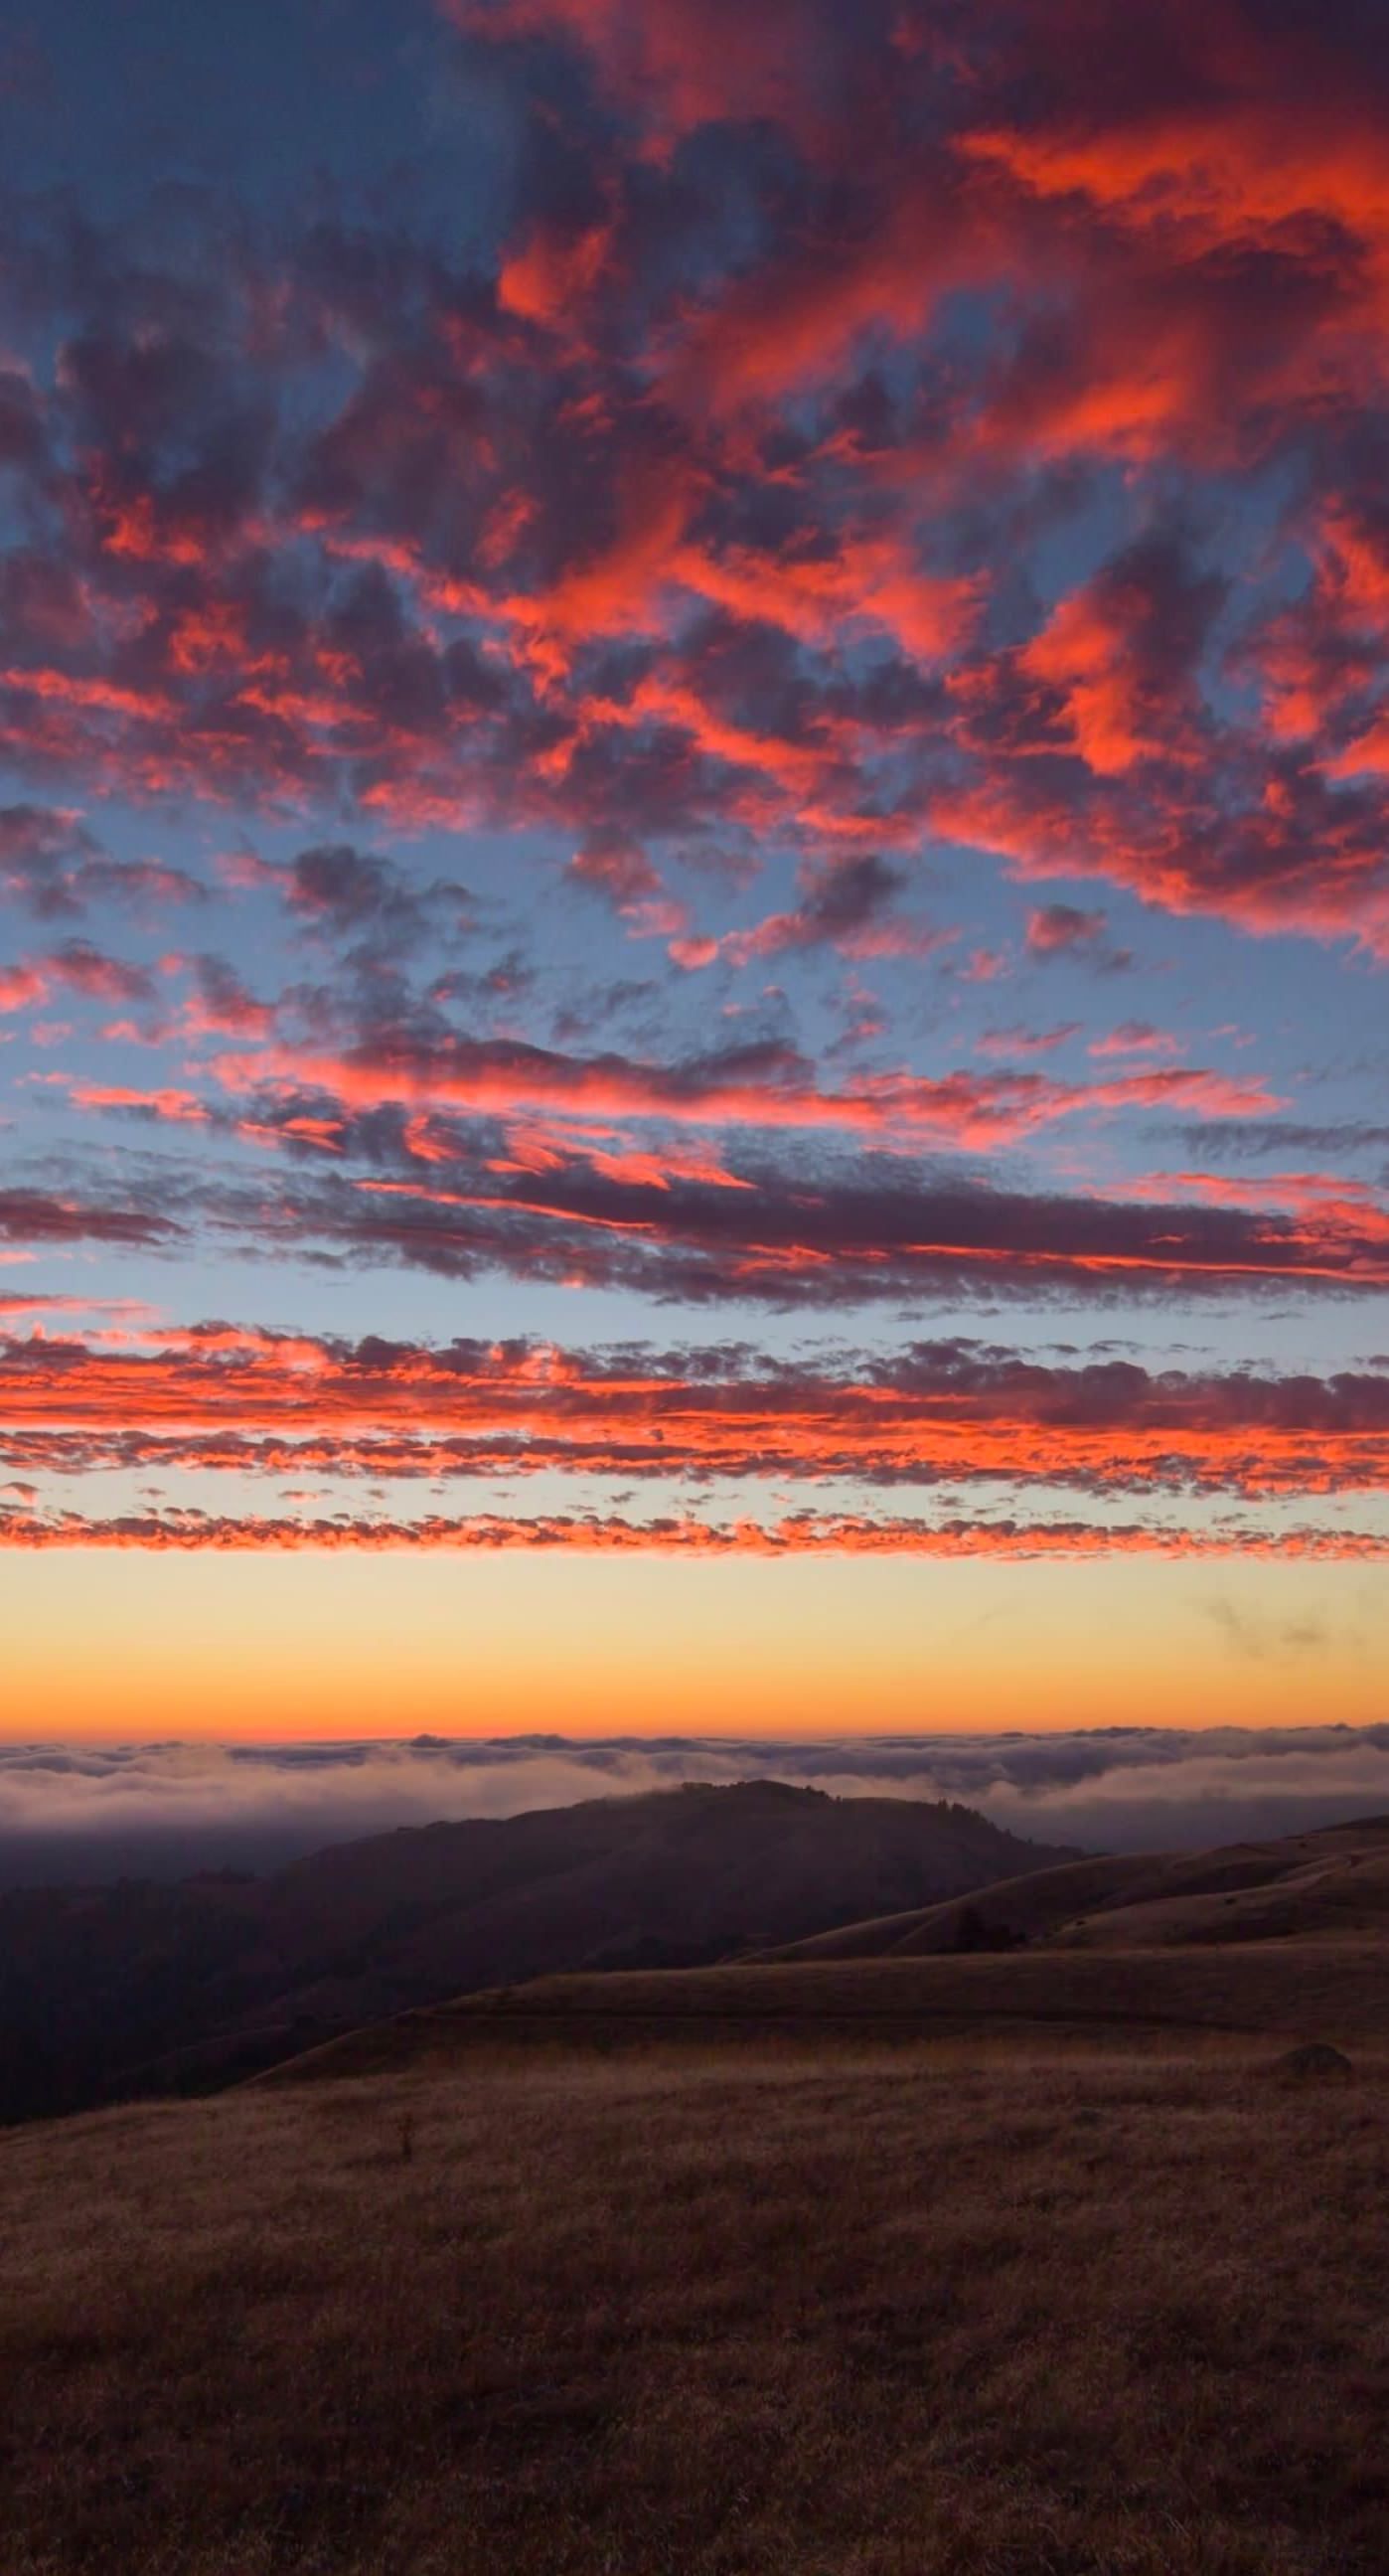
[3,2035,1387,2573]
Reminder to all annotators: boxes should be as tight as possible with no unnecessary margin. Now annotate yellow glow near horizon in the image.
[2,1549,1383,1740]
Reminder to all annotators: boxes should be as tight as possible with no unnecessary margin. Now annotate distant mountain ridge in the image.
[0,1780,1073,2123]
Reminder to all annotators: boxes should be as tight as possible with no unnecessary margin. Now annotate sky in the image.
[0,0,1386,1747]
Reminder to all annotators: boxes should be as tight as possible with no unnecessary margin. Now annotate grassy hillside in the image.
[759,1815,1389,1962]
[0,1781,1072,2123]
[260,1930,1389,2087]
[3,2031,1385,2574]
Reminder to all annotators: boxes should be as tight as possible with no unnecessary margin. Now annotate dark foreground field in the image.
[3,2032,1387,2575]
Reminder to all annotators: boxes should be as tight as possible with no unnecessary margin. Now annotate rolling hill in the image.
[6,1806,1388,2572]
[0,1779,1070,2123]
[257,1812,1389,2089]
[755,1812,1389,1959]
[258,1931,1389,2088]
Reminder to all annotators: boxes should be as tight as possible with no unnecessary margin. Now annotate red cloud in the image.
[498,215,616,330]
[673,533,979,662]
[53,1078,211,1124]
[1024,904,1118,959]
[207,1031,1281,1148]
[1089,1023,1180,1059]
[4,1324,1384,1508]
[4,0,1389,1608]
[0,965,46,1013]
[0,2,1384,962]
[1,1499,1383,1559]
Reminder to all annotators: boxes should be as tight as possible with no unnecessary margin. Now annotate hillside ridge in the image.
[754,1811,1389,1960]
[256,1811,1389,2088]
[0,1779,1070,2123]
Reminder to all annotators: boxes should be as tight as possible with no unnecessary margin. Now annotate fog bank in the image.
[1,1724,1387,1886]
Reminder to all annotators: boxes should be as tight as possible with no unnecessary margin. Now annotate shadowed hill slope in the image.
[0,1780,1069,2123]
[754,1814,1389,1961]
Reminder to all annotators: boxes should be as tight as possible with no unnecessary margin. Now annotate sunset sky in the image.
[1,0,1386,1739]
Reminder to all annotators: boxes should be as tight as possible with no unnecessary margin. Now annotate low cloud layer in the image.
[2,1726,1387,1888]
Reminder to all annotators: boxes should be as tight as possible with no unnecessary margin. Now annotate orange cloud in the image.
[1,1502,1384,1558]
[206,1033,1282,1149]
[4,1324,1384,1505]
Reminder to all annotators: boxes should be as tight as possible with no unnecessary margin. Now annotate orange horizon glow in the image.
[3,1549,1383,1742]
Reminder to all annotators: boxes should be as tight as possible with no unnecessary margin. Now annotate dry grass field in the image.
[265,1930,1389,2085]
[3,2028,1387,2575]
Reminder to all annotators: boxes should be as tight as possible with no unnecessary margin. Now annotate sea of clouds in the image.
[1,1725,1388,1886]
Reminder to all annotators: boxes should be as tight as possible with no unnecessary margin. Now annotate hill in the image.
[256,1813,1389,2090]
[260,1932,1389,2088]
[2,2029,1385,2574]
[756,1813,1389,1960]
[8,1807,1388,2571]
[0,1780,1069,2123]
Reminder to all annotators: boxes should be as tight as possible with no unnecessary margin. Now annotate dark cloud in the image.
[713,853,944,967]
[0,804,98,917]
[1024,905,1133,974]
[177,950,273,1040]
[289,1152,1389,1306]
[39,940,156,1005]
[3,1070,1383,1306]
[1172,1120,1389,1164]
[0,1188,177,1248]
[263,844,474,961]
